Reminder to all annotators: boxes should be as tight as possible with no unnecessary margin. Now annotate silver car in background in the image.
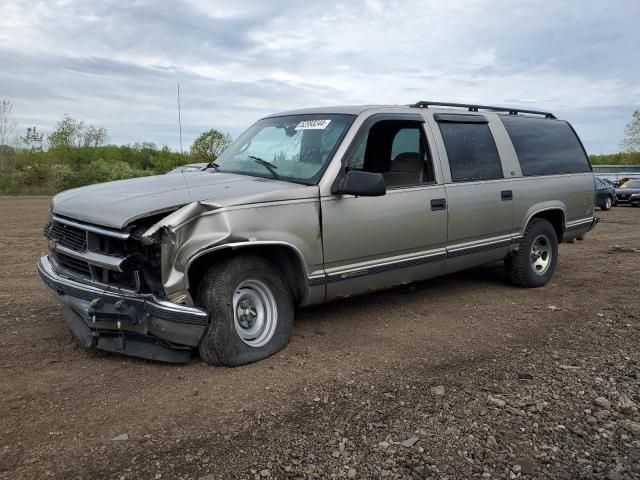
[38,101,597,366]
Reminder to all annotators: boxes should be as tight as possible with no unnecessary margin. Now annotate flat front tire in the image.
[506,218,558,288]
[196,255,294,367]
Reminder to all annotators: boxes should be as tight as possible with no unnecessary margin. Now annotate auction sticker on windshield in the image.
[295,119,331,130]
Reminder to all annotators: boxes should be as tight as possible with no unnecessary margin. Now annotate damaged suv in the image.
[39,101,597,366]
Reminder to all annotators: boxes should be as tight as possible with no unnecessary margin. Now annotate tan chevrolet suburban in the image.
[39,101,597,366]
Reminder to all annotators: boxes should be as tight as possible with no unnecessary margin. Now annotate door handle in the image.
[501,190,513,201]
[431,198,447,211]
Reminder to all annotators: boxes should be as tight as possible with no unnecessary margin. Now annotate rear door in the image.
[426,113,518,272]
[321,113,448,299]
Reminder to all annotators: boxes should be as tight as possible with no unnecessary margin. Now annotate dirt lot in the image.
[0,196,639,480]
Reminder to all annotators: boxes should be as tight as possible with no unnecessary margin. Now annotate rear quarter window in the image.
[500,116,591,176]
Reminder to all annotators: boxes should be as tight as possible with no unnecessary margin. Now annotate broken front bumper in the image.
[38,255,209,363]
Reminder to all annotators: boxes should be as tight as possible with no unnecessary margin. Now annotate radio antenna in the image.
[177,83,184,154]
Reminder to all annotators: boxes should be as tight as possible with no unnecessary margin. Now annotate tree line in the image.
[0,99,232,194]
[1,99,639,195]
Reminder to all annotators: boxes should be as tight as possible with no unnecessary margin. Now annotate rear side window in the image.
[438,122,503,182]
[500,116,590,176]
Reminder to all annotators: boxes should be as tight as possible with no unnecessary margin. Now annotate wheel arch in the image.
[523,206,566,241]
[186,242,310,306]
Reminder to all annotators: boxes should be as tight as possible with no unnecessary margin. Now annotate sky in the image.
[0,0,638,154]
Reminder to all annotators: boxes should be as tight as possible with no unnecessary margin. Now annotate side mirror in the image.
[335,170,386,197]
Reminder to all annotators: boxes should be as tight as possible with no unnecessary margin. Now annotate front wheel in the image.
[602,196,613,211]
[506,218,558,288]
[196,255,294,367]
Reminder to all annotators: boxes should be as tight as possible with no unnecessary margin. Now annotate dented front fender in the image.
[140,195,325,305]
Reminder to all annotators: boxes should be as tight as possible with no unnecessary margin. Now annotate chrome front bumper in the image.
[38,255,209,363]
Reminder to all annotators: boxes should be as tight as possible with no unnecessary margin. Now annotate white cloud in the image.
[0,0,638,153]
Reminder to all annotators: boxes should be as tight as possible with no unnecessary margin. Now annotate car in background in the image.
[166,163,208,174]
[615,178,640,206]
[595,177,616,210]
[617,177,640,187]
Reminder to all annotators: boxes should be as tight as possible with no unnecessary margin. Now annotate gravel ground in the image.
[0,196,639,479]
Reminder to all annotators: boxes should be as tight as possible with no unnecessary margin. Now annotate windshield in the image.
[214,114,354,184]
[620,179,640,189]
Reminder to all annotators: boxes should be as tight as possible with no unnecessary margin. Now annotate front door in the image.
[321,114,448,300]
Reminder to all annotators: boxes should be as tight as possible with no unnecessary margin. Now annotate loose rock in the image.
[430,385,446,396]
[486,435,499,449]
[487,395,506,408]
[593,397,611,409]
[401,436,419,448]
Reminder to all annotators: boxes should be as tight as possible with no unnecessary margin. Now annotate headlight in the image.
[630,193,640,199]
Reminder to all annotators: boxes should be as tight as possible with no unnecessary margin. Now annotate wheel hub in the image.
[236,300,258,329]
[232,279,278,347]
[530,234,551,275]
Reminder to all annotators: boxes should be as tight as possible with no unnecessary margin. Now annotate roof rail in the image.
[409,101,556,119]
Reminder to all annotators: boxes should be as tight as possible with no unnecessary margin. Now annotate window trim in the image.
[331,113,437,193]
[437,120,504,183]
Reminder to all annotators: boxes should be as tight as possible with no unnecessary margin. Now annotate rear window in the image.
[500,116,590,176]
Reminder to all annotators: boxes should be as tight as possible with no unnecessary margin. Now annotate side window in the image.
[346,120,435,187]
[438,122,503,182]
[500,116,591,176]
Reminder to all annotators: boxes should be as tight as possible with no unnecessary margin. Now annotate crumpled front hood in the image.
[52,172,315,229]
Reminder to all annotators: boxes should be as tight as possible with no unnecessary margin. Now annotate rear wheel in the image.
[196,255,294,367]
[506,218,558,288]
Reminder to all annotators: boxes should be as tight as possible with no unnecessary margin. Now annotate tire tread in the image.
[196,255,293,367]
[506,218,558,288]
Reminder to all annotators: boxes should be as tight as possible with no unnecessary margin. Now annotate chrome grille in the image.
[44,216,136,289]
[45,221,87,251]
[52,251,92,276]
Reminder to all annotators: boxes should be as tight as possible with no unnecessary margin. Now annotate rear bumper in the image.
[564,217,598,240]
[38,255,209,363]
[587,216,599,232]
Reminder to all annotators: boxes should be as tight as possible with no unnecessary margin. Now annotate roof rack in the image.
[409,101,556,119]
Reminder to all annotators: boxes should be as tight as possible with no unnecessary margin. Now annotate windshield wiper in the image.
[248,155,280,180]
[206,161,222,171]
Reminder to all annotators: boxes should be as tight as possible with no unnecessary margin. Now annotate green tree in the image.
[190,129,232,164]
[48,115,108,150]
[20,126,45,152]
[47,115,108,169]
[621,110,640,152]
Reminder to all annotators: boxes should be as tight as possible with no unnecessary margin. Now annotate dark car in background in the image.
[595,177,616,210]
[615,179,640,206]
